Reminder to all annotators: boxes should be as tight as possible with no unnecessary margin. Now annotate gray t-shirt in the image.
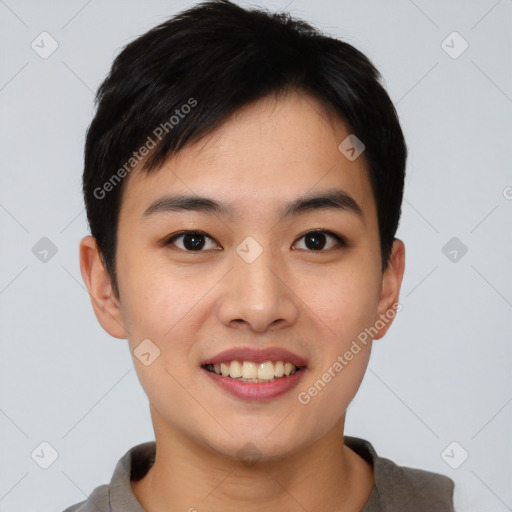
[62,436,455,511]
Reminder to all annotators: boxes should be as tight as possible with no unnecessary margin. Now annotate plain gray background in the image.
[1,0,511,510]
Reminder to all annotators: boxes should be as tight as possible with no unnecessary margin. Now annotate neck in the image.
[131,411,374,512]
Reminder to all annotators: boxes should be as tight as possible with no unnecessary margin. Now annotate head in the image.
[80,0,406,461]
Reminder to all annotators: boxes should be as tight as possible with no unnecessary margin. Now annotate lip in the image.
[201,346,308,367]
[202,366,307,401]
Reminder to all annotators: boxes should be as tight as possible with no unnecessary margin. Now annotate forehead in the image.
[120,91,376,222]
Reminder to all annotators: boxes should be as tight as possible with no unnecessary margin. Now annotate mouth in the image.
[200,347,308,401]
[202,360,304,383]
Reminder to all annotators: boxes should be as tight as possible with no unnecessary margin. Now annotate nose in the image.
[216,240,300,333]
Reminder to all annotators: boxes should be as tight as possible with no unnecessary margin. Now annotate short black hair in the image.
[83,0,407,296]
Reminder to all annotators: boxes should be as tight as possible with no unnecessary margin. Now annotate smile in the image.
[201,346,308,400]
[204,360,302,382]
[202,362,307,401]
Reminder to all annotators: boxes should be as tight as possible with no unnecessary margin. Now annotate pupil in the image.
[305,232,325,250]
[184,233,205,250]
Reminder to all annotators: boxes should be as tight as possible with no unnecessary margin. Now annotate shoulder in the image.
[344,436,455,512]
[376,454,455,510]
[61,484,109,512]
[60,441,156,512]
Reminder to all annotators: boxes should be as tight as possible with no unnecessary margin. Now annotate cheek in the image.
[294,343,371,443]
[296,261,380,414]
[116,245,207,339]
[116,253,213,397]
[308,263,381,345]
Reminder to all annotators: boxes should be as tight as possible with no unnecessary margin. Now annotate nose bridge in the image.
[237,240,278,294]
[217,234,299,332]
[236,234,282,303]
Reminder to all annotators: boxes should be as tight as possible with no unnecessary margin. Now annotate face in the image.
[82,90,404,461]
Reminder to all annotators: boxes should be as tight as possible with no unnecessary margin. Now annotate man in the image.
[65,1,455,510]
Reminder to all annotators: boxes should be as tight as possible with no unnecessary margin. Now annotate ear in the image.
[79,235,127,339]
[373,238,405,340]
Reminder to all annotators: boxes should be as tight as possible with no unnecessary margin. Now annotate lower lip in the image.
[202,367,307,401]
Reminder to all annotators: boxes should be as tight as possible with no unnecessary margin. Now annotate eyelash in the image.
[161,229,347,253]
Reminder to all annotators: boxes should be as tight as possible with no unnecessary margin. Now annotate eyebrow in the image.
[143,187,363,221]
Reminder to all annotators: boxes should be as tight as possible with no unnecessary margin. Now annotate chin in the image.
[199,423,310,464]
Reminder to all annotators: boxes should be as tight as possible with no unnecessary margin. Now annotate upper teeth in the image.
[209,361,299,380]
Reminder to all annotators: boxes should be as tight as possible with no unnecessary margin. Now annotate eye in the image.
[162,229,346,253]
[293,230,346,251]
[162,231,220,252]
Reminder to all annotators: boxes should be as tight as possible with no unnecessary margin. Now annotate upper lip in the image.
[202,347,308,367]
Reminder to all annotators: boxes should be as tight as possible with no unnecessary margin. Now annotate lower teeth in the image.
[233,377,275,383]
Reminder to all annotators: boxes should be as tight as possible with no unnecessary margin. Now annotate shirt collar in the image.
[106,436,453,512]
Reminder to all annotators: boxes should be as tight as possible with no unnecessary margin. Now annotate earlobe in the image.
[373,238,406,341]
[79,235,127,339]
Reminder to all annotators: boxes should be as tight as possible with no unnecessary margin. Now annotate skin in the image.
[80,90,405,512]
